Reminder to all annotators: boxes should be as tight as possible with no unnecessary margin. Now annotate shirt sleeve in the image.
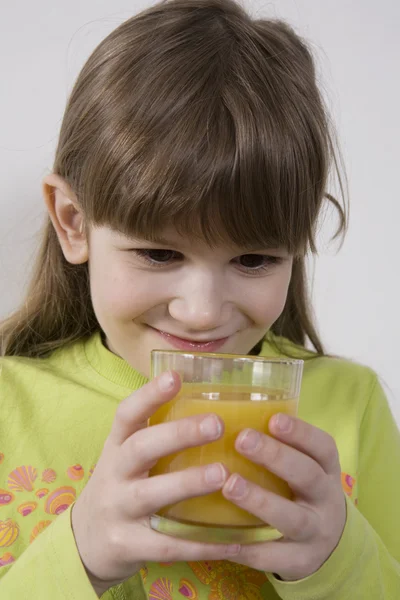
[265,374,400,599]
[0,503,146,600]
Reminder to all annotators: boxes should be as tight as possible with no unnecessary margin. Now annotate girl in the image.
[0,0,399,598]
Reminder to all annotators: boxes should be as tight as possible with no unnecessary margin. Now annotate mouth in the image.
[149,327,231,352]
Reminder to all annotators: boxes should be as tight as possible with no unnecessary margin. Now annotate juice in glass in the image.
[148,351,303,544]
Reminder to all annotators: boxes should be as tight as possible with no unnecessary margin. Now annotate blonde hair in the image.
[1,0,347,358]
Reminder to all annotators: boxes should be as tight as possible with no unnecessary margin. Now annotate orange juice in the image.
[149,384,298,527]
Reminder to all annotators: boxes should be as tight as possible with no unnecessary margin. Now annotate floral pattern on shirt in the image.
[0,453,358,597]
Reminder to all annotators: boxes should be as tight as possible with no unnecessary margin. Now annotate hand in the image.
[221,414,347,581]
[71,371,240,597]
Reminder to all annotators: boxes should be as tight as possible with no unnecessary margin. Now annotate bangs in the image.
[76,5,332,256]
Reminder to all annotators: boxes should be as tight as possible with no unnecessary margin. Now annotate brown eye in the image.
[239,254,267,269]
[146,250,176,263]
[133,249,182,265]
[234,254,283,274]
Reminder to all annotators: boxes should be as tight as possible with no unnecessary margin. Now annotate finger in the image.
[124,463,230,517]
[118,412,224,478]
[109,371,181,445]
[269,415,341,476]
[128,525,241,562]
[227,539,312,579]
[235,429,326,501]
[222,476,316,542]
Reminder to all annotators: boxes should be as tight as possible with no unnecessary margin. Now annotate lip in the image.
[150,327,231,352]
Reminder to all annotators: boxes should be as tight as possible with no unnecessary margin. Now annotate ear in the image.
[42,174,88,264]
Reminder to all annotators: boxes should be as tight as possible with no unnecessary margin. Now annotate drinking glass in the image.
[148,350,303,544]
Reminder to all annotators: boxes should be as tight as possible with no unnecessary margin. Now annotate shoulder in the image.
[0,355,54,409]
[260,334,386,440]
[0,337,87,390]
[0,353,41,383]
[0,338,91,444]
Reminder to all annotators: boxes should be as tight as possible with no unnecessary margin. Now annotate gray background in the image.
[1,0,399,424]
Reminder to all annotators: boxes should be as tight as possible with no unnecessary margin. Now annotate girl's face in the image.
[88,226,293,378]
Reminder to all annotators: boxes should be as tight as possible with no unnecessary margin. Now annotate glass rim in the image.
[151,348,304,366]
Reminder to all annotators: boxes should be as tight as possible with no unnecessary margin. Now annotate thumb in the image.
[108,370,181,446]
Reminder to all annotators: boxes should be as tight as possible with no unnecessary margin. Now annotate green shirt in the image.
[0,331,399,599]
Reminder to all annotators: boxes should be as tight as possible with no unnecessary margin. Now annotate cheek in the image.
[250,269,292,326]
[89,261,162,320]
[102,283,137,318]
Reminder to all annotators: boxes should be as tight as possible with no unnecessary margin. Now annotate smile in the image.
[150,327,230,352]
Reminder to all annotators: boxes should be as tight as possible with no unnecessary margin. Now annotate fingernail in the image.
[205,463,225,485]
[276,413,292,432]
[149,515,160,530]
[226,475,247,498]
[226,544,241,556]
[238,429,260,451]
[158,371,175,392]
[200,415,222,439]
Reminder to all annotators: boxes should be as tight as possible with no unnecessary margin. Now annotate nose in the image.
[168,271,232,331]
